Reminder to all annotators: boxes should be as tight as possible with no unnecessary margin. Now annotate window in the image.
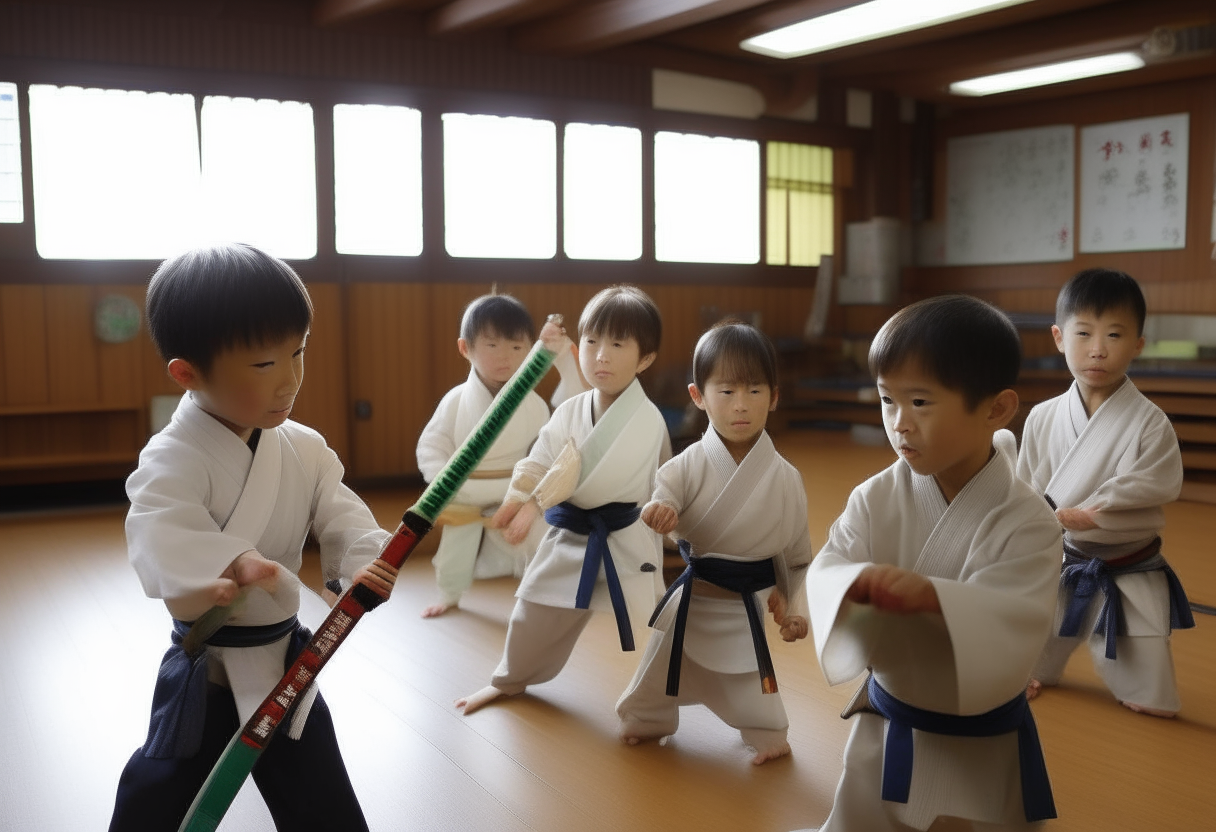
[564,123,641,261]
[0,83,21,223]
[333,104,423,257]
[28,84,200,258]
[766,141,833,266]
[443,113,555,259]
[654,131,759,264]
[201,96,317,260]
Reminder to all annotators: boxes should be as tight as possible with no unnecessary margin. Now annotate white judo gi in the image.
[126,393,390,736]
[616,428,812,754]
[491,378,669,694]
[417,368,553,605]
[807,430,1061,831]
[1017,378,1187,712]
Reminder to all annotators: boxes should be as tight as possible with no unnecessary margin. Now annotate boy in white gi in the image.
[457,285,669,715]
[110,244,397,832]
[417,293,583,617]
[616,321,812,765]
[1018,268,1193,717]
[799,295,1062,832]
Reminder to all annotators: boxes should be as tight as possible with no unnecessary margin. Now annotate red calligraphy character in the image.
[1160,130,1173,147]
[1139,132,1152,151]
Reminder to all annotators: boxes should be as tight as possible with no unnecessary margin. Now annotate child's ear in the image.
[457,338,470,360]
[167,358,202,392]
[987,388,1020,430]
[1051,324,1064,354]
[769,386,780,412]
[636,352,657,374]
[687,383,707,411]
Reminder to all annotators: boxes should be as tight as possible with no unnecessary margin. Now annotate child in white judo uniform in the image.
[110,244,397,832]
[798,295,1062,832]
[616,321,812,765]
[1018,268,1193,717]
[457,285,670,715]
[416,292,583,617]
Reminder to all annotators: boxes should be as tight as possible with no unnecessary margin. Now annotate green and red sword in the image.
[177,332,561,832]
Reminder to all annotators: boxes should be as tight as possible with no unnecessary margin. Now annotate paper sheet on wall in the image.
[946,125,1074,265]
[1079,113,1188,253]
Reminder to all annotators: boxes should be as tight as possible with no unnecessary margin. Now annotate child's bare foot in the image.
[422,602,456,618]
[1120,701,1177,718]
[751,741,791,765]
[1025,679,1045,700]
[456,685,509,715]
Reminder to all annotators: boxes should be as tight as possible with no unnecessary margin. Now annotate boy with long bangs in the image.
[616,321,812,765]
[111,244,396,831]
[416,292,583,617]
[1018,268,1193,717]
[457,285,670,715]
[798,295,1061,832]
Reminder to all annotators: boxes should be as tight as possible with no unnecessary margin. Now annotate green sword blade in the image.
[177,339,557,832]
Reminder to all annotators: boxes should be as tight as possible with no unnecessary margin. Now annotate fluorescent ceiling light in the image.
[949,52,1145,96]
[741,0,1033,59]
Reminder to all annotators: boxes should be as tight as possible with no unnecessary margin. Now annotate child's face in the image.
[690,373,777,459]
[1052,308,1145,397]
[186,331,308,440]
[460,330,531,389]
[579,331,654,398]
[877,361,999,502]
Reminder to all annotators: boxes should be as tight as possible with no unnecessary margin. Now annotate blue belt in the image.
[143,616,303,759]
[865,675,1056,823]
[544,501,641,651]
[650,539,777,697]
[1058,537,1194,659]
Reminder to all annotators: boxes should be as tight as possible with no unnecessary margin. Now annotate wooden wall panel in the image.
[0,285,48,405]
[290,281,350,464]
[44,284,100,406]
[95,285,146,409]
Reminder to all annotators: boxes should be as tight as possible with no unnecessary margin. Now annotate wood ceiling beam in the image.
[427,0,574,36]
[314,0,437,26]
[512,0,774,54]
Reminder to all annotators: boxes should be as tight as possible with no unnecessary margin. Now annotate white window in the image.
[200,96,317,260]
[0,83,21,223]
[443,113,555,259]
[564,123,641,261]
[766,141,833,267]
[28,84,200,258]
[654,131,760,264]
[333,103,423,257]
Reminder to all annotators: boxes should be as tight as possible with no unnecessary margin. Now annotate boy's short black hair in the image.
[692,320,778,391]
[460,293,536,343]
[869,294,1020,410]
[146,243,313,376]
[1056,267,1147,335]
[579,284,662,359]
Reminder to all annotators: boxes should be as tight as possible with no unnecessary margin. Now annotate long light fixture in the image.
[949,52,1146,96]
[741,0,1034,59]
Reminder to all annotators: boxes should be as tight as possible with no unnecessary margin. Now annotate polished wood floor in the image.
[0,430,1212,832]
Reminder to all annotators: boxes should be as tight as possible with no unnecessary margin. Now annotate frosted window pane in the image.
[443,113,555,259]
[654,132,759,264]
[29,84,200,258]
[201,96,316,260]
[564,123,641,261]
[334,104,422,257]
[0,83,21,223]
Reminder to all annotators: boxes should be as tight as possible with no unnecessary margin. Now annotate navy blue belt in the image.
[865,675,1056,823]
[143,616,303,759]
[1058,537,1194,659]
[650,539,777,697]
[544,501,641,651]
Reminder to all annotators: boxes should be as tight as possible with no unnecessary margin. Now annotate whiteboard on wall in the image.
[1079,113,1189,252]
[946,125,1074,265]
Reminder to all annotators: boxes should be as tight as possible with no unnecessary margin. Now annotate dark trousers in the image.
[109,682,369,832]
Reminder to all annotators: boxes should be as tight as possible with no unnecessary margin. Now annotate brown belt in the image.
[1064,536,1161,570]
[466,469,513,480]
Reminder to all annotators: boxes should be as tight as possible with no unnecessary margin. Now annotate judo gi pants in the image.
[432,519,541,606]
[1033,577,1180,712]
[616,621,788,755]
[808,715,1045,832]
[491,599,593,694]
[109,682,367,832]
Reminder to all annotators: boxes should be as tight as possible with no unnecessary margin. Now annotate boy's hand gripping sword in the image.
[177,325,562,832]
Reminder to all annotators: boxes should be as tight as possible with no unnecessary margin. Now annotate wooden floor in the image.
[1,429,1212,832]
